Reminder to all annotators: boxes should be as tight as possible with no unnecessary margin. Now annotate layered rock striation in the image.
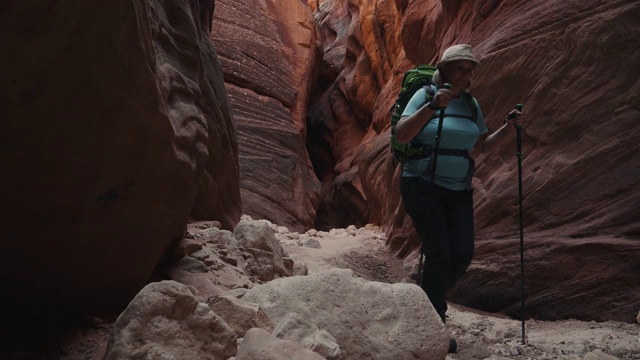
[308,0,640,321]
[210,0,322,232]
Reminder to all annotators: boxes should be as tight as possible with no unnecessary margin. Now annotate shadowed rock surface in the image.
[450,237,640,323]
[0,0,240,340]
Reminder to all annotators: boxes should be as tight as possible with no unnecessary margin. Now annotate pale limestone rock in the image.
[292,260,309,276]
[168,227,257,301]
[242,268,448,359]
[188,221,222,231]
[171,238,204,260]
[225,288,250,299]
[458,344,494,359]
[207,294,274,337]
[273,312,341,360]
[105,281,236,360]
[280,238,303,247]
[195,228,239,247]
[302,237,322,249]
[276,232,303,246]
[277,226,291,234]
[175,256,209,273]
[233,219,291,278]
[583,349,620,360]
[235,328,325,360]
[244,248,276,281]
[329,228,347,236]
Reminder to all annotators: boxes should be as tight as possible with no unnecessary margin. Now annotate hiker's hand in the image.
[431,88,453,109]
[507,110,525,128]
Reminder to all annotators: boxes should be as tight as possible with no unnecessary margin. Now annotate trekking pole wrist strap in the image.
[427,101,439,110]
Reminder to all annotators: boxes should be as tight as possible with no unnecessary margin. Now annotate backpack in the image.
[389,64,478,164]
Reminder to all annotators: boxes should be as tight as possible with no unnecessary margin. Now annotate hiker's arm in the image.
[395,90,453,144]
[475,111,526,153]
[394,105,437,143]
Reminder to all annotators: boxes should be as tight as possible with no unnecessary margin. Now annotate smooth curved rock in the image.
[0,0,241,334]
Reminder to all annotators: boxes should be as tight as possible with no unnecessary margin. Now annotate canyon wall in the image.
[1,0,638,335]
[310,0,640,322]
[0,0,241,334]
[306,0,407,230]
[209,0,322,232]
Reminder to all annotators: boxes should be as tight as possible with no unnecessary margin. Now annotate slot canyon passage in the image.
[1,0,639,360]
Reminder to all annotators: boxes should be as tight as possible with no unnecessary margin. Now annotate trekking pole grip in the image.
[508,104,524,129]
[433,83,452,110]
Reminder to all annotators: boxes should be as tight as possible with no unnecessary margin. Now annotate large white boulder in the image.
[242,268,448,359]
[104,281,237,360]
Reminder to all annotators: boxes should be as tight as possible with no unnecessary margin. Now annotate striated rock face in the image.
[450,237,640,323]
[307,0,405,230]
[210,0,322,232]
[363,0,640,253]
[307,0,640,321]
[0,0,241,332]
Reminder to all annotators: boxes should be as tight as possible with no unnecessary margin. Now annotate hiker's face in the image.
[443,60,474,90]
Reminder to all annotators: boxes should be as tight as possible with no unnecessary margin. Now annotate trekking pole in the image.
[509,103,526,344]
[418,83,452,287]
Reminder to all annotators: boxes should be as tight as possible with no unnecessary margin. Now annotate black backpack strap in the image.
[406,144,475,190]
[429,113,474,121]
[405,144,470,160]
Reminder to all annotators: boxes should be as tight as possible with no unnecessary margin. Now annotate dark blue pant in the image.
[401,176,475,320]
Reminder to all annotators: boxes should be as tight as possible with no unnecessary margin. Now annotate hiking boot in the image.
[448,338,457,353]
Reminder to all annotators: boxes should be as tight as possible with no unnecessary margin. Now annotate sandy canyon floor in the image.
[9,225,640,360]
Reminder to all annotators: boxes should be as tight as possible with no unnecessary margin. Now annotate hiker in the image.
[394,44,525,331]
